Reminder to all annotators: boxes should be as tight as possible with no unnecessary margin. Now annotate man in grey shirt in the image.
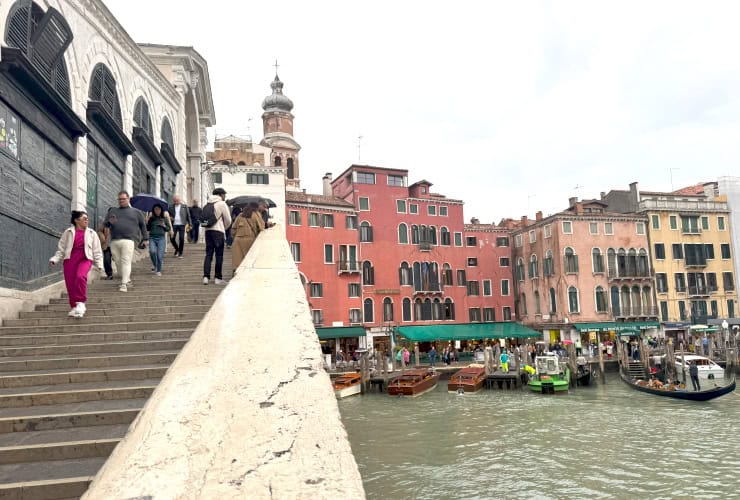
[106,191,148,292]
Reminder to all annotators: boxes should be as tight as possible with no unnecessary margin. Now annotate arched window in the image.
[607,248,617,277]
[568,286,580,313]
[519,293,527,316]
[611,286,621,316]
[399,262,412,286]
[6,2,72,102]
[529,254,538,278]
[621,286,631,316]
[617,248,627,276]
[133,97,152,139]
[414,298,423,321]
[88,63,122,126]
[161,117,174,149]
[274,156,282,167]
[549,287,557,313]
[237,161,246,166]
[642,286,652,315]
[544,250,554,276]
[360,221,373,242]
[592,248,604,273]
[516,258,525,281]
[422,298,433,320]
[564,247,579,273]
[287,158,294,179]
[443,298,455,320]
[595,286,608,312]
[363,298,374,323]
[362,261,374,285]
[411,225,419,244]
[383,297,393,322]
[441,263,453,286]
[402,298,412,322]
[534,291,541,314]
[429,225,438,245]
[440,227,450,246]
[433,298,442,320]
[638,249,649,277]
[398,223,408,244]
[631,285,642,316]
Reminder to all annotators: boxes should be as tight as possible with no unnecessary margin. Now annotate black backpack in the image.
[200,202,219,227]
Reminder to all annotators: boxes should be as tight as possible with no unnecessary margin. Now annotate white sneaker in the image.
[203,277,209,285]
[119,284,127,292]
[67,308,77,317]
[215,278,227,285]
[156,272,162,277]
[74,302,86,319]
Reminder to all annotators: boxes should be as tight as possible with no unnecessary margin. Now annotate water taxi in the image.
[333,372,362,399]
[447,365,486,393]
[388,369,440,397]
[528,354,570,394]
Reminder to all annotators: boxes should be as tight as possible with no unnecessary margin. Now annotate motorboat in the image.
[388,369,440,397]
[333,372,362,399]
[447,365,486,393]
[528,353,570,394]
[674,354,724,380]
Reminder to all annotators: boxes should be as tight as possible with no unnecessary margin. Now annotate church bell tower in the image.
[261,69,301,191]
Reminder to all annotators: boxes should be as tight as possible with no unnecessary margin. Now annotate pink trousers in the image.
[63,255,93,308]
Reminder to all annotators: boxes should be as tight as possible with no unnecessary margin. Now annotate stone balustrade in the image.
[84,228,365,499]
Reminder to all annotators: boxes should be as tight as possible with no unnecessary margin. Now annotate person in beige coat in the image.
[231,202,265,272]
[49,210,104,318]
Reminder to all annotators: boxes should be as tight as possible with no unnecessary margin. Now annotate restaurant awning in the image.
[573,321,660,333]
[315,326,366,340]
[396,322,541,342]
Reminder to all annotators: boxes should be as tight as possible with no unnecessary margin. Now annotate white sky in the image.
[106,0,740,223]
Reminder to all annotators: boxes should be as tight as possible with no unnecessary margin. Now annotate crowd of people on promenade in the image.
[49,188,270,318]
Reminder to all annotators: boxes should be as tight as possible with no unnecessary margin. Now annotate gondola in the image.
[619,371,736,401]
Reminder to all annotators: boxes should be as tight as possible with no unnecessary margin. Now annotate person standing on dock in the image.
[500,350,509,373]
[689,360,701,391]
[428,346,437,367]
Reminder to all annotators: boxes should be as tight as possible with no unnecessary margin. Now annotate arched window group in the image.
[608,248,649,278]
[610,285,654,317]
[412,298,455,321]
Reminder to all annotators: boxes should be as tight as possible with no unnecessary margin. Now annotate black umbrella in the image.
[130,193,169,212]
[227,196,276,209]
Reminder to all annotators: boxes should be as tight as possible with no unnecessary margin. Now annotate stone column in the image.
[70,136,88,211]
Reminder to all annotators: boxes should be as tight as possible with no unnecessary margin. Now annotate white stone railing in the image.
[84,228,365,499]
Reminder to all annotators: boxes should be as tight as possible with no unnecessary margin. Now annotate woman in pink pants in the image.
[49,211,104,318]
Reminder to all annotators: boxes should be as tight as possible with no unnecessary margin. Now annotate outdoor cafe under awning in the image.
[315,326,366,340]
[573,321,660,335]
[396,322,541,342]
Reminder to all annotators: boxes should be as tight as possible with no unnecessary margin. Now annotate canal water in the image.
[338,374,740,499]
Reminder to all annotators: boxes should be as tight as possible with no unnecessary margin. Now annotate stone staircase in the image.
[627,360,646,379]
[0,245,231,499]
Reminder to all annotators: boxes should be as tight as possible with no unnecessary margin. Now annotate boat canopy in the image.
[396,322,540,342]
[574,321,659,333]
[315,326,366,339]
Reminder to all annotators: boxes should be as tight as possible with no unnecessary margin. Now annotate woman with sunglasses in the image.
[49,211,105,318]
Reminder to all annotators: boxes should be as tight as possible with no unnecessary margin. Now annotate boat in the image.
[448,365,486,393]
[575,356,591,386]
[332,372,362,399]
[528,354,570,394]
[674,354,724,380]
[619,371,736,401]
[388,369,440,397]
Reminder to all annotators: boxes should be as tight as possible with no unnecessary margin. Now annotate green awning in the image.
[574,321,660,333]
[396,322,541,342]
[315,326,365,340]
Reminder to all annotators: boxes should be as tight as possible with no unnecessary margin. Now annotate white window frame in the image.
[396,199,407,213]
[428,205,437,216]
[562,221,573,234]
[454,232,463,247]
[439,206,448,216]
[290,242,301,262]
[604,222,613,235]
[358,197,370,211]
[636,221,646,235]
[718,216,726,231]
[310,283,323,298]
[483,279,492,296]
[529,230,536,244]
[501,279,510,296]
[589,222,598,235]
[308,212,320,227]
[409,203,418,214]
[288,210,301,226]
[544,224,552,238]
[514,234,523,248]
[324,244,334,264]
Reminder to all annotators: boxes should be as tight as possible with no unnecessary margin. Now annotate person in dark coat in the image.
[188,200,203,243]
[689,360,701,391]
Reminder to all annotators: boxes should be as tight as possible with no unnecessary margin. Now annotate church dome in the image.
[261,75,294,112]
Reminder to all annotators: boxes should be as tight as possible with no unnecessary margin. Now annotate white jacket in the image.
[50,227,105,270]
[203,195,232,234]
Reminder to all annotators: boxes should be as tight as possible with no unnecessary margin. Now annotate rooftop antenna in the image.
[670,168,680,191]
[573,184,583,198]
[358,134,363,163]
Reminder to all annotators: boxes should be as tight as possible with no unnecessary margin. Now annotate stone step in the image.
[0,474,95,498]
[0,329,191,347]
[5,311,204,327]
[0,424,129,447]
[52,289,222,303]
[0,378,161,397]
[0,438,119,465]
[0,340,186,358]
[24,304,210,318]
[0,351,177,373]
[0,405,142,434]
[0,319,200,335]
[46,295,218,306]
[0,365,168,389]
[0,384,156,408]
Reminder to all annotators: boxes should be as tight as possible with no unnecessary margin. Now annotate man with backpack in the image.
[201,187,232,285]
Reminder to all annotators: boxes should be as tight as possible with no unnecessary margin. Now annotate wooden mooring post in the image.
[414,343,420,368]
[598,341,606,382]
[566,343,577,386]
[360,351,369,394]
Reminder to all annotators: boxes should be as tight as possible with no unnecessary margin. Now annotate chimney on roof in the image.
[703,182,715,198]
[629,182,640,208]
[600,192,606,199]
[470,217,480,224]
[568,197,578,207]
[521,215,528,226]
[536,211,543,221]
[322,173,333,196]
[575,203,584,215]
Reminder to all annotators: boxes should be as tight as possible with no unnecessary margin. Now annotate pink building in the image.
[510,199,659,345]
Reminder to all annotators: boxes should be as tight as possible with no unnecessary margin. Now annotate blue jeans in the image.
[149,236,166,272]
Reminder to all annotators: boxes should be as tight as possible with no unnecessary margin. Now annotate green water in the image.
[338,374,740,499]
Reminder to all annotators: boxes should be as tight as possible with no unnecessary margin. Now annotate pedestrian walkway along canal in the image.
[338,374,740,499]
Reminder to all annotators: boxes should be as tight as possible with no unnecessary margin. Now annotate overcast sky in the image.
[106,0,740,223]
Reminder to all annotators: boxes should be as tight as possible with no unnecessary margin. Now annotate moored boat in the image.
[333,372,362,399]
[448,365,486,393]
[528,354,570,394]
[619,371,736,401]
[674,354,724,380]
[388,369,440,397]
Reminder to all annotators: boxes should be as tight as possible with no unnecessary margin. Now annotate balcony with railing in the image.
[418,241,433,251]
[607,268,652,280]
[337,260,360,274]
[614,305,659,319]
[639,198,729,213]
[688,285,710,297]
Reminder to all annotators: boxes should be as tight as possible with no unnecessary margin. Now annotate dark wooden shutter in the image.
[30,8,73,78]
[161,118,174,148]
[5,0,32,53]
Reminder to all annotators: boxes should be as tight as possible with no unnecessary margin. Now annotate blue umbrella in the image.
[130,193,169,213]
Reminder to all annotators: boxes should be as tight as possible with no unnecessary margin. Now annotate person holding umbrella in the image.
[146,204,171,276]
[231,202,265,272]
[106,191,148,292]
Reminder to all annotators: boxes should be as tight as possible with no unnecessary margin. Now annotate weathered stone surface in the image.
[85,229,364,499]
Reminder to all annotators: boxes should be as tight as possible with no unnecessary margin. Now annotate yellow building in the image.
[603,182,738,339]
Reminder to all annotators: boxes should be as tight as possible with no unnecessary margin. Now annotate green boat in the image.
[528,353,570,394]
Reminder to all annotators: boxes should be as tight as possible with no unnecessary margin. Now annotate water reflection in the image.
[338,374,740,500]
